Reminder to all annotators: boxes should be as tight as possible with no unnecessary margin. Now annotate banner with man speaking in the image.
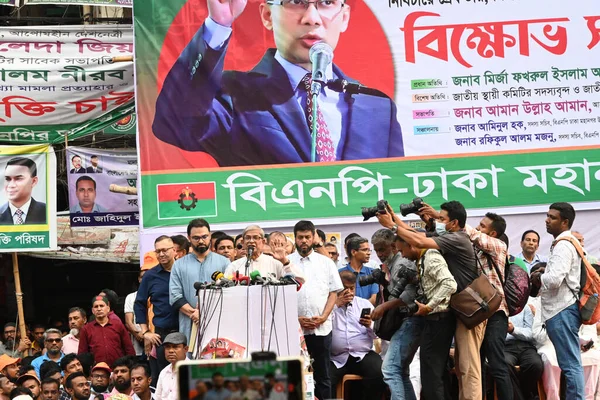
[134,0,600,230]
[66,147,138,227]
[0,145,57,252]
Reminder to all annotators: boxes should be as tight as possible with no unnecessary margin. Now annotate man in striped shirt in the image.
[464,213,512,400]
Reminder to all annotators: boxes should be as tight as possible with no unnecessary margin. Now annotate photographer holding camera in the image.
[395,234,457,400]
[377,200,483,400]
[369,229,422,400]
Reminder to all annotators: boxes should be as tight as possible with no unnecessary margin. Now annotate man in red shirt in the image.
[77,296,135,367]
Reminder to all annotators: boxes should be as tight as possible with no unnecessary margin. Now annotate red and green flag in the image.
[157,182,217,219]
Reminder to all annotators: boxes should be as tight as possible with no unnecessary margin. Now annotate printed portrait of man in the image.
[70,176,106,214]
[70,155,86,174]
[0,157,47,225]
[152,0,404,167]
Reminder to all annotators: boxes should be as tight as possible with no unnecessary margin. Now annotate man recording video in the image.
[152,0,404,166]
[377,200,483,400]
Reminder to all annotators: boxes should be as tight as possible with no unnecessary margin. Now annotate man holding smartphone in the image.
[329,270,384,400]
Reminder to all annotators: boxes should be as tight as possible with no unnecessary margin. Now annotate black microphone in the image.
[309,42,333,95]
[325,79,388,98]
[194,282,208,291]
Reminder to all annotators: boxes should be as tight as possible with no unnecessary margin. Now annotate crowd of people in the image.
[0,200,599,400]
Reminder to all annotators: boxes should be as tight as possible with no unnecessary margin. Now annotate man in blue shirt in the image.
[339,236,378,305]
[135,235,179,383]
[169,219,230,343]
[31,329,64,377]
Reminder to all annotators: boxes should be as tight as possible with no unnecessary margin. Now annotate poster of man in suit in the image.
[0,145,57,252]
[0,156,47,225]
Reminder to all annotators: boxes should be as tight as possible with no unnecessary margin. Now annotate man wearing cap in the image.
[16,373,40,400]
[155,333,188,400]
[0,354,19,382]
[224,225,305,283]
[62,308,87,356]
[78,296,135,368]
[90,363,110,397]
[31,329,64,378]
[135,236,179,383]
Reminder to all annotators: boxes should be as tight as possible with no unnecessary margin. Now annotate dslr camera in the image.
[399,197,424,217]
[358,268,387,287]
[361,199,388,221]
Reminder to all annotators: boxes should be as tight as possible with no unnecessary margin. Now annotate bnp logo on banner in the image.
[157,182,217,219]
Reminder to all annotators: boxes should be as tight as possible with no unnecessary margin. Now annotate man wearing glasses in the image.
[31,329,64,378]
[224,225,304,281]
[153,0,404,166]
[134,235,179,382]
[169,218,230,343]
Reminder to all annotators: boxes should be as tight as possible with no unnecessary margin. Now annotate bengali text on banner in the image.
[133,0,600,229]
[0,144,57,252]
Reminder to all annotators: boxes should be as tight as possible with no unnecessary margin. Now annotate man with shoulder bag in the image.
[394,235,458,400]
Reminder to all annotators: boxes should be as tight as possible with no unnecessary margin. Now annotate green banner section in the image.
[103,113,136,135]
[141,148,600,228]
[0,103,134,144]
[0,232,50,251]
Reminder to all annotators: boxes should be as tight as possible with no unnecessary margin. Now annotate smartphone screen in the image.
[178,358,303,400]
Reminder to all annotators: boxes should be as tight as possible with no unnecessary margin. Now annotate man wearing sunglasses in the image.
[31,330,64,378]
[153,0,404,166]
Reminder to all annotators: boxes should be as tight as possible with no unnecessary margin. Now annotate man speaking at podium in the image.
[224,225,304,282]
[152,0,404,166]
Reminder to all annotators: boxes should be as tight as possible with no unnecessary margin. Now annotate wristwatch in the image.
[390,224,398,233]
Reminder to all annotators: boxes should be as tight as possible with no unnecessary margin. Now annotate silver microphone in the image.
[309,42,333,95]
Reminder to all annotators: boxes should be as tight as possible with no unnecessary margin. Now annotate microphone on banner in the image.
[281,274,303,291]
[249,270,265,285]
[309,42,333,95]
[233,271,251,286]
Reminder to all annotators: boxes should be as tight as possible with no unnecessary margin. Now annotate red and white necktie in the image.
[301,73,336,162]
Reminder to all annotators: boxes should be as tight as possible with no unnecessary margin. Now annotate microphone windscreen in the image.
[211,271,224,281]
[193,282,204,290]
[250,270,262,280]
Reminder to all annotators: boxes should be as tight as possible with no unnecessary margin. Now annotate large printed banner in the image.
[66,146,138,227]
[0,25,134,145]
[134,0,600,229]
[0,145,57,252]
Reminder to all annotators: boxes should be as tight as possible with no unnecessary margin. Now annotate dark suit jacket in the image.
[0,198,47,225]
[153,23,404,167]
[86,166,102,173]
[70,167,85,173]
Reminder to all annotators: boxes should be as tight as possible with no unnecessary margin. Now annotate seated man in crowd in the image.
[329,270,384,400]
[504,304,543,400]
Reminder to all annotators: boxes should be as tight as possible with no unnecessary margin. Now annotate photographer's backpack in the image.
[485,254,531,316]
[553,236,600,325]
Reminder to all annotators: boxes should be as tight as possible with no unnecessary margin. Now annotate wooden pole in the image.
[12,253,27,340]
